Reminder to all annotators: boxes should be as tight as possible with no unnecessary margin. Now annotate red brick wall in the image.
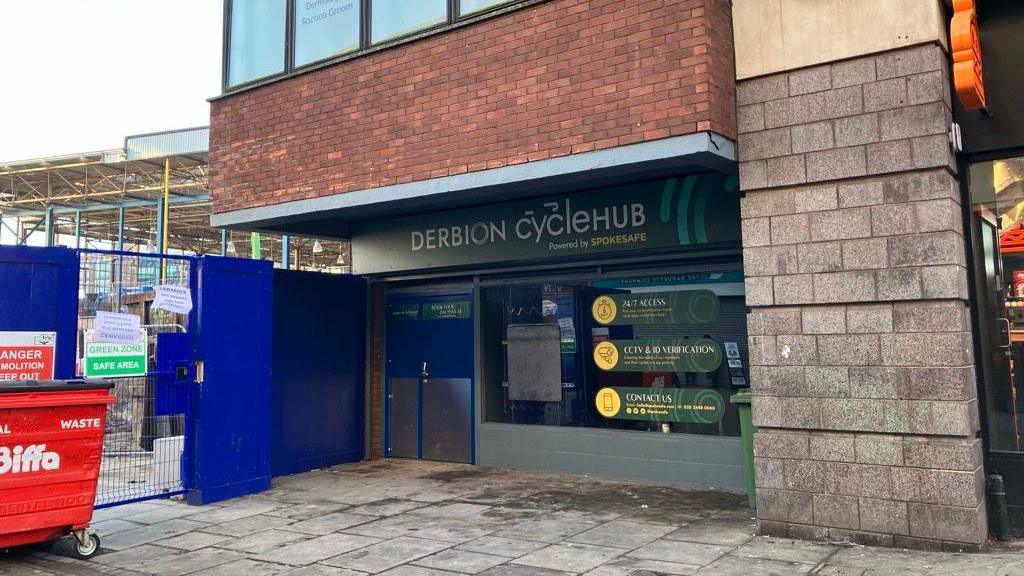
[369,283,385,460]
[210,0,736,215]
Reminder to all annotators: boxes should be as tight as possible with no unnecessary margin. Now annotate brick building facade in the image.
[210,0,1024,550]
[210,0,735,216]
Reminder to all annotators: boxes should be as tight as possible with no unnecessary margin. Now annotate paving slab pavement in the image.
[2,459,1024,575]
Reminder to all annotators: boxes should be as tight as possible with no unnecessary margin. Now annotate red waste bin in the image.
[0,379,115,558]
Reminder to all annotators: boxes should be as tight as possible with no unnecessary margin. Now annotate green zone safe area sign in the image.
[84,330,147,377]
[592,338,723,373]
[591,290,720,325]
[596,386,725,423]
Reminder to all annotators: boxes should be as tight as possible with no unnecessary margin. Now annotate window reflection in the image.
[460,0,511,16]
[294,0,361,66]
[371,0,447,43]
[226,0,535,90]
[228,0,287,87]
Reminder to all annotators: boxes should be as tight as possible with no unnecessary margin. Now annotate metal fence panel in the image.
[77,250,194,507]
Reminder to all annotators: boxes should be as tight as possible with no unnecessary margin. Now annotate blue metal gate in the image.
[1,245,364,510]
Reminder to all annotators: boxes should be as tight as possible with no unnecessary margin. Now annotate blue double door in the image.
[386,289,474,463]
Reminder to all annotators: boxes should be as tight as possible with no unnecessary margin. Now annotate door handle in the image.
[419,361,429,379]
[999,318,1013,357]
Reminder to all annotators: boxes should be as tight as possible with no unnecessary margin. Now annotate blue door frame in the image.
[384,288,475,463]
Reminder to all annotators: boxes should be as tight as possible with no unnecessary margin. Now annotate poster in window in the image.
[507,324,562,402]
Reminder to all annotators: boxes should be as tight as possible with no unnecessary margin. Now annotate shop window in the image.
[227,0,287,87]
[969,156,1024,453]
[294,0,361,67]
[459,0,512,16]
[481,271,747,437]
[370,0,447,43]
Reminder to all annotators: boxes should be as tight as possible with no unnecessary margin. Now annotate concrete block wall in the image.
[737,44,988,549]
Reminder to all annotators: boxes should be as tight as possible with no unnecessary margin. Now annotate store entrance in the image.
[385,289,474,463]
[968,156,1024,527]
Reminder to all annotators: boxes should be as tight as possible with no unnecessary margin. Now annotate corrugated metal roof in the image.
[122,126,209,161]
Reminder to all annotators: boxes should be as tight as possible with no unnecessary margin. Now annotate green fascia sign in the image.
[84,332,147,377]
[591,289,719,325]
[352,173,740,274]
[598,386,725,424]
[594,337,723,373]
[390,303,420,320]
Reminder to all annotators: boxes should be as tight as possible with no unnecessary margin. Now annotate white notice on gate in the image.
[94,311,142,344]
[152,284,193,314]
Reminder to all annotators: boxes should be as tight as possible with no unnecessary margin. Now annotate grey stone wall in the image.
[737,44,988,549]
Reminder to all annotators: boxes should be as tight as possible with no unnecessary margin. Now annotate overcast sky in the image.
[0,1,223,162]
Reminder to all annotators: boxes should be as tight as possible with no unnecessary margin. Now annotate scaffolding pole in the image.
[161,158,170,281]
[44,207,54,247]
[155,201,165,253]
[117,207,125,251]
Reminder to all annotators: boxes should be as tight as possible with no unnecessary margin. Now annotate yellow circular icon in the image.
[592,296,617,324]
[596,387,621,418]
[593,341,619,371]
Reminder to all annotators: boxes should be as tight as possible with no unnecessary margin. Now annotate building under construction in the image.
[0,126,348,271]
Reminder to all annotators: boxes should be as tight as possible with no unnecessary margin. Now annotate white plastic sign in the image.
[83,329,147,377]
[0,331,56,381]
[152,284,193,314]
[94,311,141,344]
[724,341,740,359]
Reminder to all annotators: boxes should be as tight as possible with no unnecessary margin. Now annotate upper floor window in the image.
[224,0,520,91]
[370,0,447,43]
[227,0,287,88]
[294,0,361,67]
[458,0,510,15]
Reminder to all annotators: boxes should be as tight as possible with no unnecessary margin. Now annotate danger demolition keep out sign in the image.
[0,331,56,381]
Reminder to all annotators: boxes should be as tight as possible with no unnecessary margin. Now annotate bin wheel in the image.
[70,532,100,559]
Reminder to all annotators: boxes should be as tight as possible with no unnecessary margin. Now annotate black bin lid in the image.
[0,379,114,393]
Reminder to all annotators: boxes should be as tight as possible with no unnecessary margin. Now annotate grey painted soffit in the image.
[210,131,736,230]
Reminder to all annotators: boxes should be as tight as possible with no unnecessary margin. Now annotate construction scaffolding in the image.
[0,126,350,271]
